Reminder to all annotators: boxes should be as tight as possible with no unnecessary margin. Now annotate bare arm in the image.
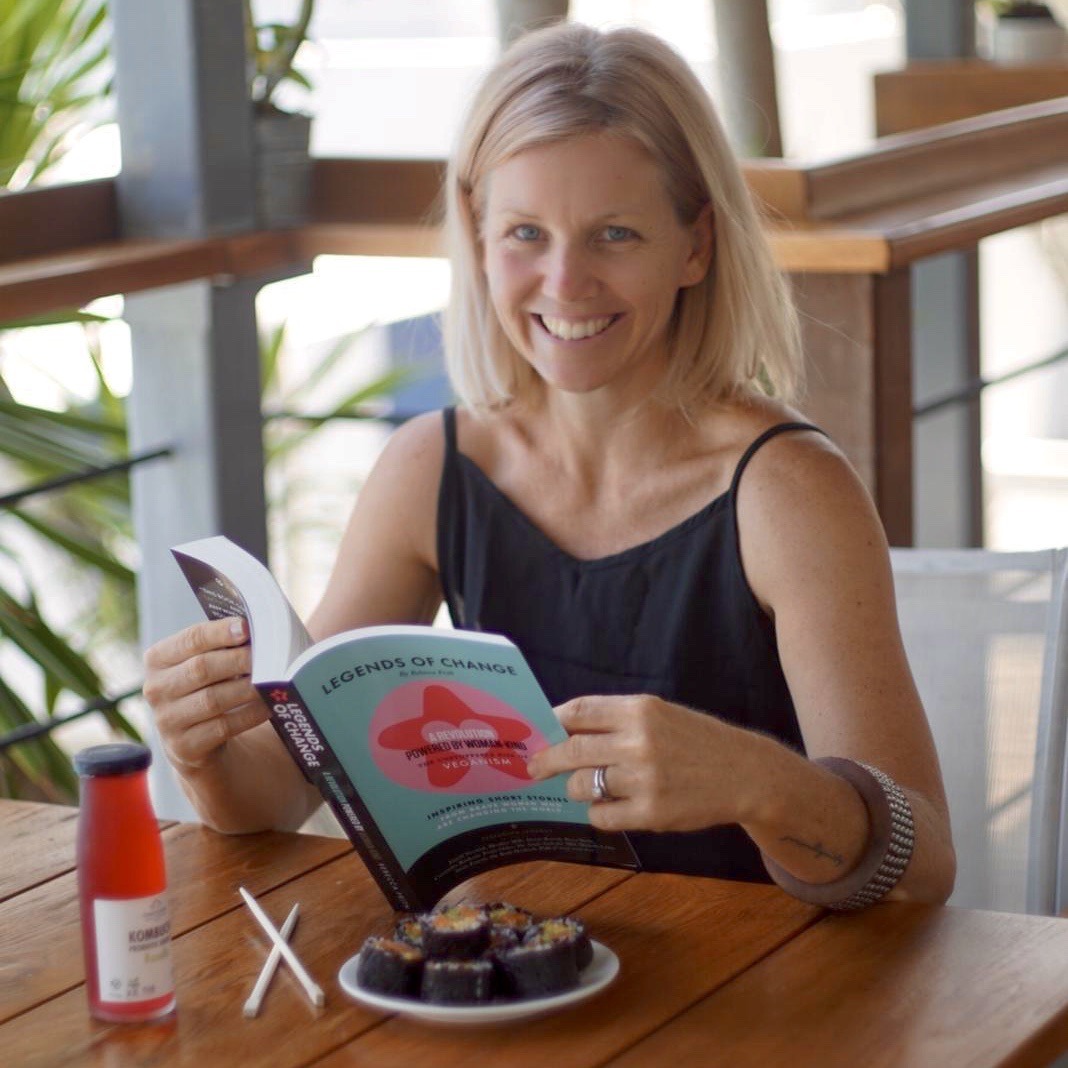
[527,430,955,904]
[736,431,955,902]
[143,412,446,833]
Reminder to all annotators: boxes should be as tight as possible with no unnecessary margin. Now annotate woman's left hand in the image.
[525,694,769,832]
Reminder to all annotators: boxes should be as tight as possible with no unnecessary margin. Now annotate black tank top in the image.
[436,407,819,883]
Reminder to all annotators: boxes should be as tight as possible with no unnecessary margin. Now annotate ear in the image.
[680,201,715,288]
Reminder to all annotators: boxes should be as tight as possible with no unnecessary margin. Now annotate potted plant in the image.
[981,2,1068,63]
[245,0,316,227]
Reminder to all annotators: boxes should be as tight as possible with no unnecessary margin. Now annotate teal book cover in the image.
[173,536,639,911]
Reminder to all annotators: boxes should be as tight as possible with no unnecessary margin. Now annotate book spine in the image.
[255,681,424,912]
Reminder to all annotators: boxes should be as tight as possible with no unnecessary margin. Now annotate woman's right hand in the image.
[142,617,270,773]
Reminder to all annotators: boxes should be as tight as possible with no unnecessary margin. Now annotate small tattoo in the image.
[780,835,844,867]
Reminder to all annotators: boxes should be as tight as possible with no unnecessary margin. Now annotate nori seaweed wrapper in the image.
[420,904,490,959]
[483,926,522,998]
[356,936,424,996]
[421,957,495,1004]
[495,938,580,998]
[526,917,594,971]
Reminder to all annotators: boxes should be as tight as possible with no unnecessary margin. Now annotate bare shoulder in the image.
[736,420,876,532]
[731,412,891,613]
[371,408,447,482]
[308,410,450,635]
[352,409,450,563]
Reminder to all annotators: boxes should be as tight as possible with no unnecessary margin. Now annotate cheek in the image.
[485,250,531,310]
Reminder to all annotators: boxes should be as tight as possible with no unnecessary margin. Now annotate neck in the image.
[523,388,694,488]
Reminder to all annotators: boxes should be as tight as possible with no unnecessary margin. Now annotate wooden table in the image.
[3,800,1068,1068]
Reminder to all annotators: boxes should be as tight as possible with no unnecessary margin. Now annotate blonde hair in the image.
[443,22,802,410]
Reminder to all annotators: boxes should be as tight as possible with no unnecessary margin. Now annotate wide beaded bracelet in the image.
[761,757,915,911]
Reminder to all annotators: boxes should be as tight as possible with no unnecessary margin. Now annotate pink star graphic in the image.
[376,684,533,788]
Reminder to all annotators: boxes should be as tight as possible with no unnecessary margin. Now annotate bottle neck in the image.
[79,770,156,823]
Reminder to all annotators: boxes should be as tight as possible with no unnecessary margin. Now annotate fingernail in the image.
[230,619,246,639]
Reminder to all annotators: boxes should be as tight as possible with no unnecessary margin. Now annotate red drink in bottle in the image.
[75,743,176,1022]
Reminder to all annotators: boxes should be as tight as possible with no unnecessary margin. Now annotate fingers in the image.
[145,617,248,672]
[553,695,623,734]
[162,696,271,772]
[527,729,623,780]
[527,695,647,780]
[142,618,262,771]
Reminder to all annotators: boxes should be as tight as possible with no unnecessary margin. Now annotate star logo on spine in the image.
[269,688,289,703]
[377,684,534,788]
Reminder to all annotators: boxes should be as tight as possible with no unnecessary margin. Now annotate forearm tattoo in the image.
[780,835,845,867]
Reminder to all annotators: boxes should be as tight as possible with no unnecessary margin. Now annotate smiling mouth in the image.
[536,314,618,341]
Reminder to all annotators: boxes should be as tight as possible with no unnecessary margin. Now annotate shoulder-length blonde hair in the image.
[443,22,802,410]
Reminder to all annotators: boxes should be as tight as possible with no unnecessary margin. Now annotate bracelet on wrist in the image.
[761,757,915,911]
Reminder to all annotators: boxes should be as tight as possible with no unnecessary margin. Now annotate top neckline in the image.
[455,451,733,570]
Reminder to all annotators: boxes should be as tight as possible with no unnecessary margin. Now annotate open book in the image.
[172,536,639,911]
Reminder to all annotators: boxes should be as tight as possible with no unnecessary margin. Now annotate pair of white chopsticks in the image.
[239,886,325,1016]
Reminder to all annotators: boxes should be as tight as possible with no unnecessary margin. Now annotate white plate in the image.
[338,939,619,1025]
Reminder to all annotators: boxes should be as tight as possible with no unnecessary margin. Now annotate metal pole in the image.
[109,0,268,818]
[711,0,783,157]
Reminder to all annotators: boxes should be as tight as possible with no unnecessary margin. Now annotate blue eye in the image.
[602,225,635,242]
[512,224,541,241]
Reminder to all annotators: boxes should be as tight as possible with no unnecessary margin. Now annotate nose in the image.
[542,241,599,303]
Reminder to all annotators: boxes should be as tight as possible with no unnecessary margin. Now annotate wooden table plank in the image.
[0,856,630,1068]
[0,801,172,904]
[608,904,1068,1068]
[0,821,350,1025]
[318,875,821,1068]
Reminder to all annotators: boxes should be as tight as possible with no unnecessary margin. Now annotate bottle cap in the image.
[73,743,152,777]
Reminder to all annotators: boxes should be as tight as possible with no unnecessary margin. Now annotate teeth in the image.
[540,315,614,341]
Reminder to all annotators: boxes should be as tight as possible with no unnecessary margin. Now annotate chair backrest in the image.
[890,547,1068,915]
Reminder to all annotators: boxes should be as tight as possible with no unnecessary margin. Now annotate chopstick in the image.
[243,902,300,1018]
[238,887,325,1008]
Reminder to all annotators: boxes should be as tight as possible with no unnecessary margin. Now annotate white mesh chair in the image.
[890,548,1068,915]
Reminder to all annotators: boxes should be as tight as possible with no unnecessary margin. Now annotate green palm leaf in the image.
[0,0,111,189]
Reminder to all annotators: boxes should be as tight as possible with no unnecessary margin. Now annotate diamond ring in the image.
[592,764,614,803]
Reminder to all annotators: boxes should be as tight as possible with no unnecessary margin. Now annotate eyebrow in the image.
[491,206,646,221]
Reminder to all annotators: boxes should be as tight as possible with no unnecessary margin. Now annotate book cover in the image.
[172,536,639,910]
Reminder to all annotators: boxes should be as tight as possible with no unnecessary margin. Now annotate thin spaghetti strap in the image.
[442,405,458,455]
[729,421,825,497]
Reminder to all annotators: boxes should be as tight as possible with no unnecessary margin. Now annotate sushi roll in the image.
[419,904,490,959]
[420,957,495,1004]
[356,936,424,996]
[483,925,522,998]
[495,937,580,998]
[393,914,424,948]
[525,916,594,971]
[485,901,535,936]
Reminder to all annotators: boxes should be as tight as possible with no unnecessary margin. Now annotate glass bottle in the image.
[74,743,176,1022]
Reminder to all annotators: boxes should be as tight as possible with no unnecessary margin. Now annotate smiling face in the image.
[479,133,712,400]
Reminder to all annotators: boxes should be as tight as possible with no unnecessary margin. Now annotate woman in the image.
[143,23,955,909]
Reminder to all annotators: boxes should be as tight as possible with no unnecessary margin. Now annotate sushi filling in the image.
[420,904,490,959]
[526,916,594,971]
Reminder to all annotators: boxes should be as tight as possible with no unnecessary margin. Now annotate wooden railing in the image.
[2,96,1067,544]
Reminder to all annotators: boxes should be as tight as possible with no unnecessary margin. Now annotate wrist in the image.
[762,758,916,910]
[739,734,811,833]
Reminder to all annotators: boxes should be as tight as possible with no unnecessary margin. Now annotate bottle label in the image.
[93,894,174,1004]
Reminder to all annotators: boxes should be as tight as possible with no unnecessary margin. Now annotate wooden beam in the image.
[784,97,1068,220]
[875,60,1068,136]
[311,158,445,225]
[0,179,118,266]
